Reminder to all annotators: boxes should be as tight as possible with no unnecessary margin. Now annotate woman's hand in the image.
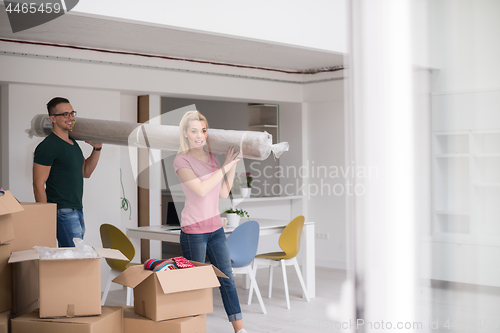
[220,147,240,198]
[222,147,240,173]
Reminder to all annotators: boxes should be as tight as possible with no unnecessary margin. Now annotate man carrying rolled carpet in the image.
[33,97,102,247]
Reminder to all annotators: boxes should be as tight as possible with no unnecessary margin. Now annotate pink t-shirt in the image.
[174,153,223,234]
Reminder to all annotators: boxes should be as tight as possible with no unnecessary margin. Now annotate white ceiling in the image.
[0,8,344,72]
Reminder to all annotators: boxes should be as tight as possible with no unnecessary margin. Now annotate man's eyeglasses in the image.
[51,111,77,118]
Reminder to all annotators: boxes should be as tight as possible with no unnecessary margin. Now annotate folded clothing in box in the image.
[144,257,195,271]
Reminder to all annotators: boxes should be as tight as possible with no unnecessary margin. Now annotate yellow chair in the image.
[100,223,138,306]
[252,216,310,309]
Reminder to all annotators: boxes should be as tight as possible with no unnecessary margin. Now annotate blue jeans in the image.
[56,208,85,247]
[180,227,242,322]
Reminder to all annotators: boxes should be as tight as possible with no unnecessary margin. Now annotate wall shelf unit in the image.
[248,104,279,144]
[433,130,500,238]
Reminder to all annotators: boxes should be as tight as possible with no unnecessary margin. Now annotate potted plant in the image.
[239,172,253,198]
[222,207,249,227]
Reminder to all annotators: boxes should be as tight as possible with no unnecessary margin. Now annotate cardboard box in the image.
[9,248,127,318]
[113,261,227,321]
[0,244,12,314]
[9,202,56,318]
[0,191,24,245]
[11,306,122,333]
[123,306,206,333]
[10,261,39,318]
[0,311,10,333]
[10,202,57,252]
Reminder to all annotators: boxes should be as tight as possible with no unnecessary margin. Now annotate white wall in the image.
[431,0,500,94]
[303,79,346,268]
[278,102,304,196]
[427,0,500,285]
[73,0,347,53]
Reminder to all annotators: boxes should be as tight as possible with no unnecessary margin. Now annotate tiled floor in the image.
[104,266,346,333]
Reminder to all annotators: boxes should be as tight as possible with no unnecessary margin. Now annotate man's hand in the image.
[85,141,103,150]
[83,142,102,178]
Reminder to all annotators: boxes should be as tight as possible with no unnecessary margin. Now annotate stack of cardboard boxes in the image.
[0,190,50,333]
[0,190,227,333]
[9,246,126,333]
[0,190,127,333]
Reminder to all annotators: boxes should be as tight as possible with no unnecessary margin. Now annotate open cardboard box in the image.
[9,247,127,318]
[0,190,24,245]
[113,261,227,321]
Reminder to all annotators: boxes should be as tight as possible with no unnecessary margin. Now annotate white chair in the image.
[227,220,267,314]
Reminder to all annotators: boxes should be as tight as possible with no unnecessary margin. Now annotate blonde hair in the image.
[177,111,209,155]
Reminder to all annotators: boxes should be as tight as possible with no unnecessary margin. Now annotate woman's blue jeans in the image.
[56,208,85,247]
[180,227,242,322]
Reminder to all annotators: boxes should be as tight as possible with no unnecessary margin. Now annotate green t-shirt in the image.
[34,132,84,209]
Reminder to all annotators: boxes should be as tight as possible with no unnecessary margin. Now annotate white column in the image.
[331,1,418,332]
[354,0,416,331]
[148,95,162,258]
[0,85,8,189]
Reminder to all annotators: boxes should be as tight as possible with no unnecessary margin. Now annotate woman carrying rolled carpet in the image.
[174,110,248,333]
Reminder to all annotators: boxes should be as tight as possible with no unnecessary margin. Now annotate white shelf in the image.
[472,153,500,157]
[435,210,470,215]
[435,154,469,158]
[433,129,500,239]
[422,234,500,247]
[434,131,470,136]
[434,213,470,234]
[472,132,500,154]
[471,129,500,135]
[249,125,278,128]
[248,104,278,108]
[434,133,469,154]
[248,104,279,144]
[230,195,303,205]
[473,182,500,187]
